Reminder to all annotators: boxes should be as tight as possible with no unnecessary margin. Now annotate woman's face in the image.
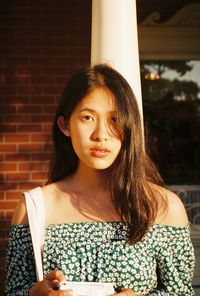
[65,88,122,170]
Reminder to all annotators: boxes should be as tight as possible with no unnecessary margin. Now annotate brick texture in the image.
[0,0,91,293]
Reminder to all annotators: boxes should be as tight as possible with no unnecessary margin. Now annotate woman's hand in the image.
[110,288,144,295]
[29,270,73,296]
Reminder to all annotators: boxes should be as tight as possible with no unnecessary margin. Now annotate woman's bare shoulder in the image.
[41,180,72,201]
[11,194,28,225]
[11,183,59,225]
[41,182,58,199]
[11,181,72,226]
[151,183,189,227]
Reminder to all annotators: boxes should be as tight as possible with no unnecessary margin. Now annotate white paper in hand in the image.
[59,281,114,296]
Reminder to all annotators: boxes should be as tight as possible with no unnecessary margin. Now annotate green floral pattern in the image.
[5,222,195,295]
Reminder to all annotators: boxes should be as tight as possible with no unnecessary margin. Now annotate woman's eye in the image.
[111,116,117,123]
[83,115,93,121]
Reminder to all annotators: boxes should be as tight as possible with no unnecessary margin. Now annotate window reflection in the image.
[141,60,200,185]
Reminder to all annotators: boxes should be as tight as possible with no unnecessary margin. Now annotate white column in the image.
[91,0,143,117]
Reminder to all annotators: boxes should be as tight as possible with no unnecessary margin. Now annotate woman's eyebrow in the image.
[79,108,117,114]
[79,108,96,113]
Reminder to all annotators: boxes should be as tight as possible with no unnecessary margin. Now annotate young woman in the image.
[5,64,195,295]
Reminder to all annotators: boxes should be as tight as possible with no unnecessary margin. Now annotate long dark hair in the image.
[48,64,165,243]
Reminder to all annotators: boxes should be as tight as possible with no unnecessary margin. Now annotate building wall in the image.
[136,0,200,23]
[0,1,91,293]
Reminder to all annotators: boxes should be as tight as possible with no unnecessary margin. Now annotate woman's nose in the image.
[91,121,108,142]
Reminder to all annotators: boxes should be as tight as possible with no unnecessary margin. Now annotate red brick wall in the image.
[0,0,91,293]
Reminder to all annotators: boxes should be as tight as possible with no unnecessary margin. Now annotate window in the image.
[141,60,200,185]
[138,5,200,286]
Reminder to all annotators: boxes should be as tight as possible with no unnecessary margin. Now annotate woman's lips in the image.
[90,147,110,157]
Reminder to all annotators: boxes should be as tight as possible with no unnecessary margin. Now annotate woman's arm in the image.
[4,196,35,295]
[148,190,195,295]
[5,224,37,295]
[5,196,73,296]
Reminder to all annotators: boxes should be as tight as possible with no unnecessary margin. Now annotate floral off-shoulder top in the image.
[5,221,195,295]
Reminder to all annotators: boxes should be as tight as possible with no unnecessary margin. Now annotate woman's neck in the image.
[70,162,110,194]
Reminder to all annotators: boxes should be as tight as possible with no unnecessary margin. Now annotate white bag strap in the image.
[24,187,45,281]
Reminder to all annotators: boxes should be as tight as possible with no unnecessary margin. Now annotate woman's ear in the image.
[57,116,70,137]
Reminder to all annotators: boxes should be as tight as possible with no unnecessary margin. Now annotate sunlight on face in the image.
[68,88,122,170]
